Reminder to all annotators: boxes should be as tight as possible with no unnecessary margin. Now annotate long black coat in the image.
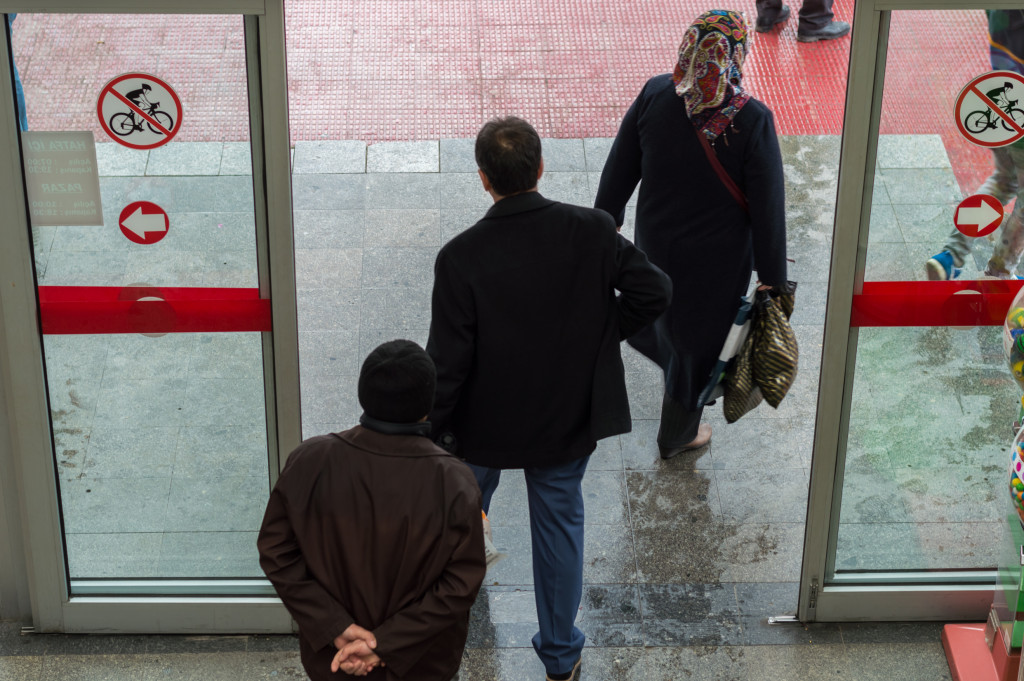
[595,74,788,411]
[427,191,671,470]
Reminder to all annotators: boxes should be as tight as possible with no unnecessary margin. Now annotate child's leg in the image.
[987,146,1024,276]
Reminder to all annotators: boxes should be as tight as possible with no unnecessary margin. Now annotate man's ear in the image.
[537,157,544,183]
[478,168,492,193]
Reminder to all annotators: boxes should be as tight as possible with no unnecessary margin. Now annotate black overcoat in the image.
[427,191,672,470]
[594,74,789,411]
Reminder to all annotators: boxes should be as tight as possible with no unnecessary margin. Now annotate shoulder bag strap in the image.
[695,128,750,215]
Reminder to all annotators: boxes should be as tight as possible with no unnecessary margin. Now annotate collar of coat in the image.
[358,412,433,438]
[483,190,556,219]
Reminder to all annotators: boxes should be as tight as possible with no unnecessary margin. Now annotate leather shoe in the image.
[796,20,851,42]
[658,424,712,459]
[545,657,582,681]
[755,4,790,32]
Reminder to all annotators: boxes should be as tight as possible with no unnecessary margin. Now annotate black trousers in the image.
[755,0,835,31]
[657,391,704,449]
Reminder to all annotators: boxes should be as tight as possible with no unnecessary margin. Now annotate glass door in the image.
[801,0,1023,621]
[0,1,299,633]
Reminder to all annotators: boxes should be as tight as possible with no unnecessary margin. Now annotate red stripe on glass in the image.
[851,280,1024,327]
[38,286,272,335]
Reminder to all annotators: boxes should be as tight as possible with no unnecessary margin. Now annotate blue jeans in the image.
[466,456,589,676]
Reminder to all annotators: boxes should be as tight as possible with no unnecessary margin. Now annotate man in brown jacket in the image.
[258,340,486,680]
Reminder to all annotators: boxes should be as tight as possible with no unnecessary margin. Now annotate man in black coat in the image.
[427,116,671,681]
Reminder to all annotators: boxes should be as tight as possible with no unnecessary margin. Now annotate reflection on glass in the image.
[16,14,269,586]
[838,9,1022,580]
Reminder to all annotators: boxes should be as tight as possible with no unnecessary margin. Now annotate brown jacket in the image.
[257,423,486,681]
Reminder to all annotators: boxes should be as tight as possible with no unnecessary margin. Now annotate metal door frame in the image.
[0,0,299,633]
[799,0,1022,622]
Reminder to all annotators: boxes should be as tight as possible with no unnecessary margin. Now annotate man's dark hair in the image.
[475,116,542,197]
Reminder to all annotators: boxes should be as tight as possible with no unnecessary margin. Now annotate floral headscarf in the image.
[672,9,751,142]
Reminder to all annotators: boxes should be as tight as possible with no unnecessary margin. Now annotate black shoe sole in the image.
[796,27,851,42]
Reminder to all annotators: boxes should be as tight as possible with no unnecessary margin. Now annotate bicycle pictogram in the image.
[963,80,1024,133]
[108,82,175,137]
[955,70,1024,148]
[97,73,182,150]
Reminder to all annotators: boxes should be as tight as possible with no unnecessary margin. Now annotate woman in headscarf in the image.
[594,9,788,458]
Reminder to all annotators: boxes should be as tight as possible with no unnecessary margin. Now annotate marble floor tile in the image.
[294,247,362,289]
[734,582,843,645]
[219,142,252,176]
[296,287,362,331]
[621,418,714,471]
[361,247,435,288]
[291,174,367,210]
[439,138,477,173]
[363,209,441,248]
[357,286,433,330]
[586,645,748,681]
[82,424,179,478]
[163,212,256,253]
[366,140,439,173]
[846,642,952,681]
[292,141,367,174]
[145,143,222,177]
[540,138,586,171]
[174,425,268,479]
[293,209,365,249]
[298,329,361,376]
[639,583,742,646]
[714,468,809,524]
[157,531,262,578]
[716,523,805,583]
[710,416,812,470]
[60,477,171,534]
[163,475,267,532]
[39,655,163,681]
[188,333,265,380]
[66,532,163,579]
[365,173,441,209]
[181,378,266,428]
[42,335,110,382]
[740,644,853,681]
[835,520,1005,572]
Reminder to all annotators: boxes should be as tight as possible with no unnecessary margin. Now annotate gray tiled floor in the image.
[10,135,991,679]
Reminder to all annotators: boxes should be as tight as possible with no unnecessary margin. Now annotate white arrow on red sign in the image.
[119,201,169,244]
[954,193,1004,238]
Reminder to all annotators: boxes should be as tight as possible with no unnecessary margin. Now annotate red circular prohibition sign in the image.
[954,70,1024,148]
[96,72,183,150]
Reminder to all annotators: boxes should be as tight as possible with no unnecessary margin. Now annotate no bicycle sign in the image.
[97,73,182,150]
[955,70,1024,147]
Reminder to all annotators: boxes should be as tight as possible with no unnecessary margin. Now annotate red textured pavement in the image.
[8,2,992,192]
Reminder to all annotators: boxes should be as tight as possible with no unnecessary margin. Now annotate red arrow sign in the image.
[954,193,1004,238]
[119,201,169,244]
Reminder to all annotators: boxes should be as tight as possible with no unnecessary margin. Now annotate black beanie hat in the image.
[358,339,436,423]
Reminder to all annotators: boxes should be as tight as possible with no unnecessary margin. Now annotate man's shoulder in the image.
[281,432,344,467]
[550,200,616,224]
